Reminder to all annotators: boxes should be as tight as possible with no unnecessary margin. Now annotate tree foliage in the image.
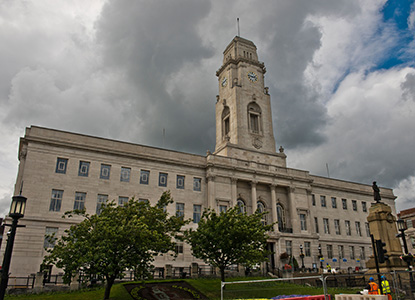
[43,191,185,300]
[184,207,273,282]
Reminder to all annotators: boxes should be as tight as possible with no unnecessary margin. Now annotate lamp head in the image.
[397,218,406,231]
[9,195,27,219]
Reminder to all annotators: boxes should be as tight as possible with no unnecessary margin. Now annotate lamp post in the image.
[397,218,414,293]
[0,195,27,300]
[299,245,305,270]
[318,244,323,269]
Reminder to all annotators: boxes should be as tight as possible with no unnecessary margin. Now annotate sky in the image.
[0,0,414,217]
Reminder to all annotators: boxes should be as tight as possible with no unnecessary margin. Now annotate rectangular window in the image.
[219,205,227,213]
[55,158,68,174]
[138,198,149,204]
[314,217,319,233]
[44,227,58,248]
[120,167,131,182]
[365,222,370,237]
[193,177,201,191]
[323,218,330,234]
[352,200,357,211]
[331,197,337,208]
[350,246,355,260]
[334,219,341,235]
[345,220,351,236]
[407,219,413,229]
[320,196,326,207]
[327,244,333,259]
[100,164,111,179]
[342,199,347,210]
[300,214,307,231]
[158,172,168,187]
[176,203,184,218]
[140,170,150,184]
[96,194,108,215]
[311,194,316,206]
[49,189,63,212]
[118,196,128,206]
[74,192,86,210]
[360,246,365,260]
[176,175,185,189]
[355,221,362,236]
[362,201,367,212]
[338,245,344,259]
[78,161,90,177]
[305,242,311,257]
[249,113,260,133]
[286,240,292,256]
[193,204,201,223]
[175,242,184,254]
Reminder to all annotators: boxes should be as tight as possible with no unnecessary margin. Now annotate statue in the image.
[372,181,381,203]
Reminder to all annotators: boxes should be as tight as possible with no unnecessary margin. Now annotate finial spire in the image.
[237,18,240,37]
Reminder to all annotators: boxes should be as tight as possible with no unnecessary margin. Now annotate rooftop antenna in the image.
[237,18,240,36]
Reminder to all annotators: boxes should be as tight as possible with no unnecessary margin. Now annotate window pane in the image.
[176,203,184,218]
[323,218,330,234]
[352,200,357,211]
[321,196,326,207]
[305,242,311,257]
[74,192,86,210]
[193,177,201,191]
[311,194,316,206]
[286,240,292,256]
[345,220,351,236]
[331,197,337,208]
[219,205,227,213]
[78,161,90,177]
[140,170,150,184]
[120,167,131,182]
[193,204,201,223]
[314,217,319,233]
[334,219,341,235]
[100,164,111,179]
[176,175,185,189]
[118,196,128,206]
[44,227,58,248]
[362,201,367,212]
[96,194,108,215]
[237,199,246,214]
[342,199,347,210]
[327,245,333,259]
[55,158,68,174]
[159,172,168,187]
[300,214,307,231]
[50,189,63,212]
[355,221,361,236]
[350,246,355,260]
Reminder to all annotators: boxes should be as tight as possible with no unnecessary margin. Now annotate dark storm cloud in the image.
[95,0,216,153]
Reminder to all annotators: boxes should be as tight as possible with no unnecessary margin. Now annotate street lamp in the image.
[397,218,414,292]
[299,245,305,270]
[0,195,27,300]
[318,244,323,269]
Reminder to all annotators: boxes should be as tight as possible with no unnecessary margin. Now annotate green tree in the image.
[43,191,185,300]
[184,207,273,282]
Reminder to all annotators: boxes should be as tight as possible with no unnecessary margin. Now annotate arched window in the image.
[237,198,246,214]
[247,102,262,134]
[277,203,286,231]
[257,201,267,225]
[222,106,230,138]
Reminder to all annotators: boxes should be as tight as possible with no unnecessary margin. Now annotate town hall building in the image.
[2,36,397,277]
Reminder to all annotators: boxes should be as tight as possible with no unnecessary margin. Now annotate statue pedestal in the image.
[365,202,406,272]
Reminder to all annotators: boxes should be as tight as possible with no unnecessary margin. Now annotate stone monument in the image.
[366,182,406,272]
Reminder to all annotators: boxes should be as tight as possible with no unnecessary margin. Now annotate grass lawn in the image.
[4,277,361,300]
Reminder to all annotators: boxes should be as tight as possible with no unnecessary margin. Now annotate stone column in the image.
[287,187,296,232]
[191,263,199,278]
[250,181,257,214]
[231,178,238,207]
[270,184,277,231]
[207,176,216,210]
[70,273,80,291]
[33,272,44,292]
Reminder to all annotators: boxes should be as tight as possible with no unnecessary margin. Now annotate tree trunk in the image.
[220,267,225,282]
[104,275,115,300]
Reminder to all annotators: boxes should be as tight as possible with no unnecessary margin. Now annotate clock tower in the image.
[214,36,286,166]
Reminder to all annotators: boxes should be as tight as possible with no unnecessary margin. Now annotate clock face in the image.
[221,77,227,87]
[247,71,258,82]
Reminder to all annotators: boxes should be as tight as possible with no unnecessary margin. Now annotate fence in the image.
[6,275,35,289]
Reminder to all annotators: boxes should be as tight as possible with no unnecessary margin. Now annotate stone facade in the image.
[2,36,397,277]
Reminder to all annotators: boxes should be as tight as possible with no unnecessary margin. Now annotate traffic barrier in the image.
[335,295,387,300]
